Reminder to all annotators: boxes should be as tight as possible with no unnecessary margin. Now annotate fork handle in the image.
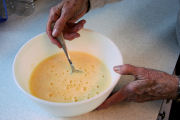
[57,34,73,65]
[51,23,73,65]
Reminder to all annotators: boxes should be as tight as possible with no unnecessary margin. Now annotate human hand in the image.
[97,64,179,110]
[46,0,89,47]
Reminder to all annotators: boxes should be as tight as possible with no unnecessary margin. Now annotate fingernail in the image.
[52,29,57,37]
[113,66,121,72]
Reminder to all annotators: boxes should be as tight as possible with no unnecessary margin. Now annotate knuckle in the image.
[126,84,137,93]
[123,64,132,69]
[60,16,67,23]
[123,64,136,74]
[54,22,62,31]
[61,9,70,19]
[139,67,145,72]
[137,67,146,74]
[64,0,72,8]
[121,64,132,72]
[50,7,55,13]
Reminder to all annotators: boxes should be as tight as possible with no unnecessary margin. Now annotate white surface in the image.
[13,30,122,117]
[0,0,180,120]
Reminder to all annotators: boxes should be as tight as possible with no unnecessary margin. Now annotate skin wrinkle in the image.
[98,64,179,109]
[137,69,178,100]
[46,0,179,110]
[46,0,88,46]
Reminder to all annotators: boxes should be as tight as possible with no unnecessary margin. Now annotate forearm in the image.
[89,0,122,10]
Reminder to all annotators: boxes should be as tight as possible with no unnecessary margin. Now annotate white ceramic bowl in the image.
[13,29,123,117]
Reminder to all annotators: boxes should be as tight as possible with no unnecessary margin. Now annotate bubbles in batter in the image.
[29,51,111,103]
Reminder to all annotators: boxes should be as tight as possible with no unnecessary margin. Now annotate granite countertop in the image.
[0,0,179,120]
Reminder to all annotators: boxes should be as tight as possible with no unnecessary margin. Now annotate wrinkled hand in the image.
[46,0,88,47]
[98,64,179,110]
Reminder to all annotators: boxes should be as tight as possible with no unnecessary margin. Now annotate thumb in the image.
[113,64,137,75]
[97,89,126,110]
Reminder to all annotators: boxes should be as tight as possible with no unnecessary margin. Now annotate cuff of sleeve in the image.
[89,0,106,10]
[176,76,180,101]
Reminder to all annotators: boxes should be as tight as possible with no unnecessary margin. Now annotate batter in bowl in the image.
[29,51,111,103]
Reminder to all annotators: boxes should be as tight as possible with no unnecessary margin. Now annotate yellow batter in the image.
[29,51,111,103]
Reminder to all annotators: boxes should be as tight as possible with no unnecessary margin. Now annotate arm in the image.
[46,0,89,47]
[46,0,122,48]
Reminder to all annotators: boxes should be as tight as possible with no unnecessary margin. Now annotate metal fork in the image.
[56,34,82,74]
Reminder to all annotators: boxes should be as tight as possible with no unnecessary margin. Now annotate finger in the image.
[67,20,86,27]
[46,15,57,41]
[47,20,62,48]
[97,80,148,110]
[134,94,160,103]
[46,17,55,37]
[50,37,62,48]
[97,89,126,110]
[52,9,69,37]
[68,7,88,23]
[65,20,86,33]
[46,6,62,48]
[47,19,62,48]
[63,32,80,40]
[113,64,138,75]
[46,6,62,36]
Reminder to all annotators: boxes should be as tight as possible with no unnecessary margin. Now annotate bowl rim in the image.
[12,29,123,106]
